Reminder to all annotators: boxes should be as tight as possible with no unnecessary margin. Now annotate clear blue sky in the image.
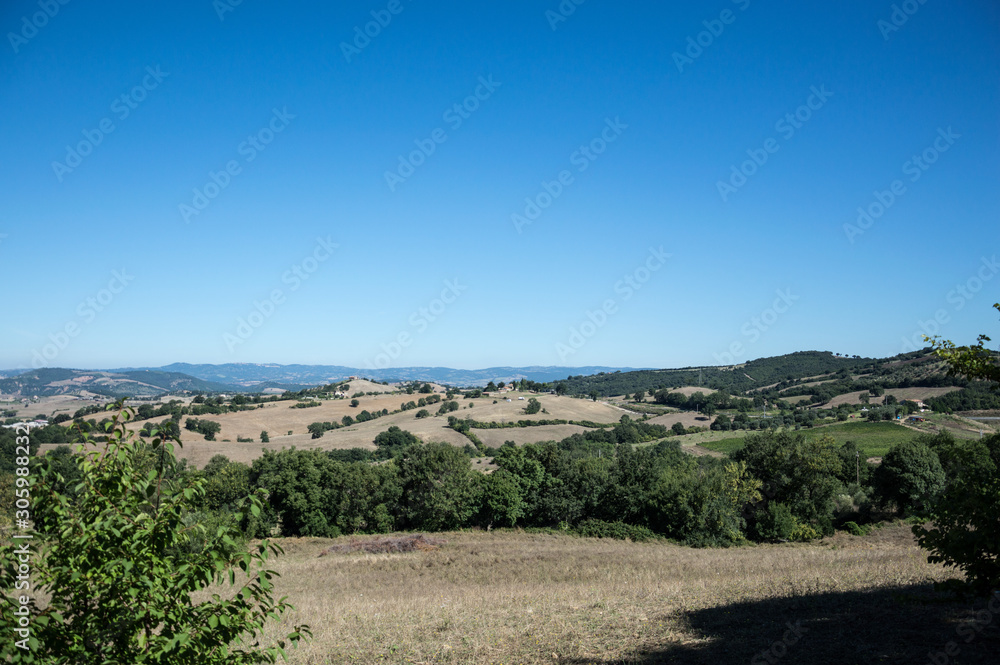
[1,0,998,371]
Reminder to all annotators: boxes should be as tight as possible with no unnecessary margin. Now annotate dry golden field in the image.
[474,424,592,448]
[243,524,998,664]
[823,387,959,408]
[35,392,631,468]
[645,412,713,429]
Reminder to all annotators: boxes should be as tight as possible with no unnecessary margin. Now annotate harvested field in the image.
[473,424,590,448]
[646,412,714,429]
[823,387,959,408]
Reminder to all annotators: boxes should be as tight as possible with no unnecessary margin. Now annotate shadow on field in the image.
[568,584,1000,665]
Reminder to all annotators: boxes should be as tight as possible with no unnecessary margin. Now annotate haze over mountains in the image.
[0,363,643,397]
[0,349,971,403]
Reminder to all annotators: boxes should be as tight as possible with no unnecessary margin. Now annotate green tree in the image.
[873,440,945,516]
[397,442,482,531]
[916,304,1000,593]
[524,398,541,415]
[373,426,419,459]
[710,414,731,431]
[913,434,1000,594]
[0,405,308,663]
[260,430,269,443]
[671,422,687,436]
[481,468,526,527]
[734,430,844,537]
[350,399,360,408]
[928,304,1000,384]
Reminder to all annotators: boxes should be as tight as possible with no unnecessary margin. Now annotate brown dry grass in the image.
[241,524,998,664]
[111,394,627,467]
[474,424,591,448]
[824,387,959,408]
[645,412,713,429]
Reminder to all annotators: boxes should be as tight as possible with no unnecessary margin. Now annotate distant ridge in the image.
[113,363,647,388]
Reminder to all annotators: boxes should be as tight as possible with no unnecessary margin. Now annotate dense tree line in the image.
[925,382,1000,412]
[559,351,874,397]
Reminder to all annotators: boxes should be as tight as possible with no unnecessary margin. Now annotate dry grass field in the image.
[157,392,627,467]
[241,524,998,664]
[645,412,713,429]
[0,393,99,419]
[474,424,591,448]
[34,392,629,468]
[824,387,959,408]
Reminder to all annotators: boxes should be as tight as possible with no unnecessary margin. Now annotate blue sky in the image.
[1,0,998,372]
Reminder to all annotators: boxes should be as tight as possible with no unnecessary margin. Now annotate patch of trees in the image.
[925,382,1000,412]
[184,417,222,440]
[307,421,343,439]
[291,400,322,409]
[560,351,872,397]
[436,400,459,415]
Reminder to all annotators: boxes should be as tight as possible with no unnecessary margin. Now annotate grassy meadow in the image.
[246,525,998,664]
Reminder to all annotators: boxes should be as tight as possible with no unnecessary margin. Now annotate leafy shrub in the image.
[575,519,658,542]
[913,433,1000,595]
[753,502,797,542]
[874,440,945,516]
[0,404,309,663]
[789,523,820,542]
[843,521,868,536]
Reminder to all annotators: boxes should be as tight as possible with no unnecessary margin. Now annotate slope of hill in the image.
[0,368,235,398]
[559,351,875,397]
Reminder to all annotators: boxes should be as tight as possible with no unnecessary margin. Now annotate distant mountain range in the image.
[0,368,235,399]
[131,363,639,388]
[0,364,643,398]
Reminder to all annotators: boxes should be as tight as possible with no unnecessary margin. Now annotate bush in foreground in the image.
[0,404,309,663]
